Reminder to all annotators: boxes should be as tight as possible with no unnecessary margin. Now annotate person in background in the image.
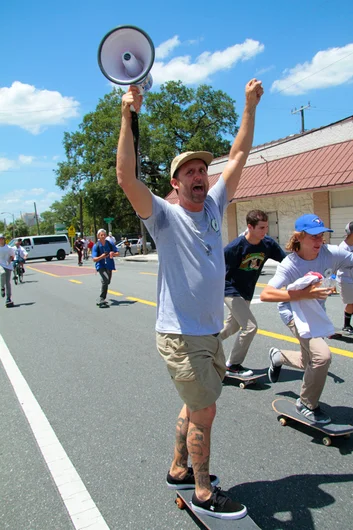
[74,236,84,266]
[13,238,28,275]
[82,236,89,260]
[116,79,263,520]
[261,214,353,424]
[0,234,15,306]
[220,210,286,376]
[92,229,119,307]
[87,238,94,256]
[137,234,144,254]
[336,221,353,334]
[123,237,133,257]
[106,232,116,245]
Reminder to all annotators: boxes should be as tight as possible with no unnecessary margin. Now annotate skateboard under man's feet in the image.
[272,397,353,446]
[96,300,109,308]
[175,488,259,529]
[225,371,266,389]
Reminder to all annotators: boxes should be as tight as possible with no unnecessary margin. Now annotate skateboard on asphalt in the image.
[175,489,260,529]
[224,372,266,389]
[272,398,353,446]
[96,300,109,308]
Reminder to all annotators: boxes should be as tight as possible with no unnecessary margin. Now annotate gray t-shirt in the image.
[337,240,353,284]
[143,176,228,335]
[268,244,353,325]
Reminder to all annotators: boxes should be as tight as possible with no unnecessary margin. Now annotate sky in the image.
[1,0,353,222]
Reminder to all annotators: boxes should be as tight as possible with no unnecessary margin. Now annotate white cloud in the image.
[0,157,16,172]
[18,154,35,165]
[271,43,353,95]
[255,65,275,76]
[152,39,264,85]
[0,81,80,134]
[0,188,64,218]
[29,188,45,196]
[155,36,181,60]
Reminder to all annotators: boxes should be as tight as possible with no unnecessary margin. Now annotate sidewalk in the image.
[122,252,280,271]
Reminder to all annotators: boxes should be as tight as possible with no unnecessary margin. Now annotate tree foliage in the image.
[53,82,239,236]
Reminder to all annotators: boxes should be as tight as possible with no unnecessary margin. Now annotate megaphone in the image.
[98,25,155,93]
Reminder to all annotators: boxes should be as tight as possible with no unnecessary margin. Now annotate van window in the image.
[22,238,31,246]
[33,236,68,245]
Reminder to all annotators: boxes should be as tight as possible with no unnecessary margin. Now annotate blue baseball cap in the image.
[295,214,333,235]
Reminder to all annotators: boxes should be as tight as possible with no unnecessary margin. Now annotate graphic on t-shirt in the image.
[239,252,266,271]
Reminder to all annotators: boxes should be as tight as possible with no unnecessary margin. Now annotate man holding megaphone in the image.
[117,79,263,520]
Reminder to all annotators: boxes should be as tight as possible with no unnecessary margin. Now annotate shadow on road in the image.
[229,473,353,529]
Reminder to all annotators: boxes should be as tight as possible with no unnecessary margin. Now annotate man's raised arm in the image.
[223,79,264,201]
[116,86,153,219]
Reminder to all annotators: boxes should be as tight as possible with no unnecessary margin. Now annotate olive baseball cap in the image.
[170,151,213,179]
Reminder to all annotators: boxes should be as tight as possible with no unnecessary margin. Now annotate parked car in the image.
[9,235,71,261]
[116,238,152,255]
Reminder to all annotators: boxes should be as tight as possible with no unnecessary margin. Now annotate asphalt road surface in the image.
[1,255,352,530]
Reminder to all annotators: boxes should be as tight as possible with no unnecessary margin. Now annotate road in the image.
[1,254,353,530]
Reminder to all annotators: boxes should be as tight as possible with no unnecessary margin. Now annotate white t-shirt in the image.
[269,244,353,325]
[0,244,15,270]
[143,176,228,335]
[336,240,353,284]
[14,245,28,260]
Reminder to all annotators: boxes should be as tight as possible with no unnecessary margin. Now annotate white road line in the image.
[0,334,110,530]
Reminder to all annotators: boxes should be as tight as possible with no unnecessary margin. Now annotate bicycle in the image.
[13,261,24,285]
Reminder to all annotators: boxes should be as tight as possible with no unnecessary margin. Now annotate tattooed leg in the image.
[168,404,190,479]
[188,403,216,500]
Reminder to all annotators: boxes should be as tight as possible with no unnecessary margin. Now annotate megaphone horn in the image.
[98,25,155,91]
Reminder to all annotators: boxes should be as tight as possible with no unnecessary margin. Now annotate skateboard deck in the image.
[175,489,260,529]
[225,372,266,389]
[272,398,353,446]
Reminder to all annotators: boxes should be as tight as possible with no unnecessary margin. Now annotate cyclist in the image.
[13,238,28,278]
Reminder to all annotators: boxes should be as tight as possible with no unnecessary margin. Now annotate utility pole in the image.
[291,102,311,133]
[34,202,40,235]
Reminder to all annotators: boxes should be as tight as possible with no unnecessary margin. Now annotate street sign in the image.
[104,217,114,223]
[68,225,76,237]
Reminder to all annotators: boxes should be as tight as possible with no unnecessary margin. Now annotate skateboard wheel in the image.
[239,382,246,389]
[279,416,287,426]
[344,433,351,439]
[322,436,331,446]
[175,497,186,510]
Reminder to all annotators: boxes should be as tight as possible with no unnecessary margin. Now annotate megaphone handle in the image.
[130,111,140,178]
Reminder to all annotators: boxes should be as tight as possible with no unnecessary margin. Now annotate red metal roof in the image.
[165,139,353,203]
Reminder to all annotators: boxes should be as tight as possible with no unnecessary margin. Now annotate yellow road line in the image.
[257,329,353,359]
[27,266,60,277]
[140,272,157,276]
[255,282,267,288]
[26,269,353,359]
[69,280,82,284]
[126,296,157,307]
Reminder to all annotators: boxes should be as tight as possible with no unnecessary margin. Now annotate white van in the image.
[9,235,71,261]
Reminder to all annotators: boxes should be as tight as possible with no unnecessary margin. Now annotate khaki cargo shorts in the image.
[156,332,226,412]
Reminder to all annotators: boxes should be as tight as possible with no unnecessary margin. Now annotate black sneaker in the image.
[1,287,5,298]
[342,326,353,335]
[226,364,254,377]
[296,398,331,424]
[191,486,247,520]
[166,467,219,490]
[268,347,282,383]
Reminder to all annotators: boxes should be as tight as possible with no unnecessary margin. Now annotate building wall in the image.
[223,193,314,246]
[313,191,331,243]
